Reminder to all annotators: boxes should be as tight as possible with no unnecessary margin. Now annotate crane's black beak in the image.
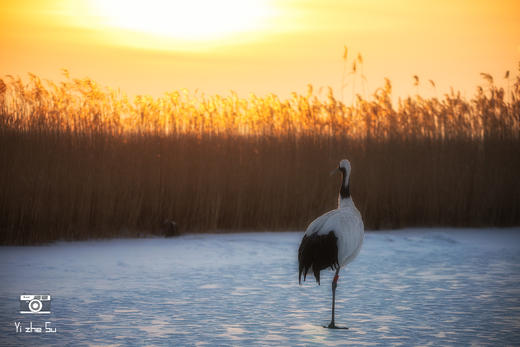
[330,167,339,176]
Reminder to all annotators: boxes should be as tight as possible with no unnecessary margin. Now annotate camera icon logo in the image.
[20,294,51,314]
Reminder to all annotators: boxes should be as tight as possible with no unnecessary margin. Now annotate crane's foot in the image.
[324,322,349,329]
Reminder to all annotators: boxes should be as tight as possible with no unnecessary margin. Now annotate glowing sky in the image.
[1,0,519,101]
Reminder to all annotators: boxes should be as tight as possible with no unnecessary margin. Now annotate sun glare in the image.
[89,0,274,43]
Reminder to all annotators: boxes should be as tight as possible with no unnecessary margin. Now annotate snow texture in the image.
[1,228,520,346]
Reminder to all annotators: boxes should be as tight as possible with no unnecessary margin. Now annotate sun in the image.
[89,0,275,43]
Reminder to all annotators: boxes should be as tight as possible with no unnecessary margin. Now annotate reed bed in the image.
[0,67,519,244]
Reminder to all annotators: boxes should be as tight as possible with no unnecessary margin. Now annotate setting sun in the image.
[84,0,276,50]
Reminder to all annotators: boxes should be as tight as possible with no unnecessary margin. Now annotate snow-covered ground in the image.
[1,229,519,346]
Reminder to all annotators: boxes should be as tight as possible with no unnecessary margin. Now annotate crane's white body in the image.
[304,200,364,268]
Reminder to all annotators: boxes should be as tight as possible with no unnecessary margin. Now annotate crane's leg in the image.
[325,268,348,329]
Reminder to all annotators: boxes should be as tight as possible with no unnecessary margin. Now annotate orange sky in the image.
[1,0,519,101]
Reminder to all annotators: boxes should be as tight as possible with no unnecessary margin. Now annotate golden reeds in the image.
[0,66,519,244]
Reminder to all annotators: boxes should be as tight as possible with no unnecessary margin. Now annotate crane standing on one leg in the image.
[298,159,364,329]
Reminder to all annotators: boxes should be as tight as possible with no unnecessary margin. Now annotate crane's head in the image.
[331,159,351,176]
[338,159,351,174]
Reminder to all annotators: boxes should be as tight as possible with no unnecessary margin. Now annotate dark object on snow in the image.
[162,219,180,237]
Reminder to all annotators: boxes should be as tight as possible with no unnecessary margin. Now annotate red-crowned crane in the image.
[298,159,364,329]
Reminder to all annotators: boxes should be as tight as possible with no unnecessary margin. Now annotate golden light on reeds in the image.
[1,68,519,139]
[1,69,519,244]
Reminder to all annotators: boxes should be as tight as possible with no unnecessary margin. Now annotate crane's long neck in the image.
[338,167,352,209]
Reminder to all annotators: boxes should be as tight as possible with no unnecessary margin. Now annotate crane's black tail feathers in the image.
[298,231,339,285]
